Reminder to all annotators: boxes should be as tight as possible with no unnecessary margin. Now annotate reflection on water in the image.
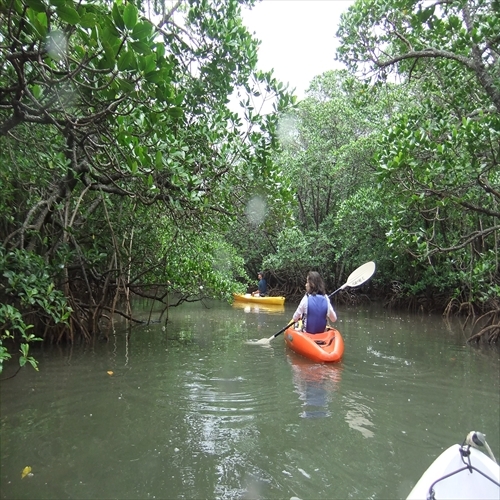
[344,393,375,438]
[366,345,412,365]
[231,301,285,315]
[288,354,342,419]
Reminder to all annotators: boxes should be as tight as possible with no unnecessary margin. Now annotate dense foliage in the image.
[0,0,295,371]
[238,0,499,342]
[336,0,499,341]
[1,0,498,374]
[258,71,411,295]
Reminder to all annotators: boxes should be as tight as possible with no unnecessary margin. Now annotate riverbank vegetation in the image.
[1,0,498,372]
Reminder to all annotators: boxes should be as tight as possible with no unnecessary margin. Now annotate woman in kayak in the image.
[292,271,337,333]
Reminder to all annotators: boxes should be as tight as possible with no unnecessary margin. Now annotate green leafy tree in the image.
[0,0,296,367]
[337,0,499,341]
[265,70,409,294]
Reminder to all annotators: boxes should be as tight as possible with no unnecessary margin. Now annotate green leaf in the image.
[101,22,121,44]
[28,358,40,371]
[80,13,97,28]
[102,41,116,67]
[97,55,113,70]
[13,0,24,14]
[155,42,165,58]
[418,5,434,23]
[117,49,135,71]
[26,8,47,38]
[140,54,156,74]
[117,78,135,92]
[145,70,163,84]
[132,21,153,41]
[449,15,460,30]
[168,107,184,119]
[130,40,151,55]
[123,2,138,30]
[56,4,80,25]
[25,0,46,13]
[155,86,166,101]
[31,84,42,99]
[155,151,163,169]
[112,3,125,30]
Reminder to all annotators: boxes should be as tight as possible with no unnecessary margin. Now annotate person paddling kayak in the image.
[252,271,267,297]
[292,271,337,333]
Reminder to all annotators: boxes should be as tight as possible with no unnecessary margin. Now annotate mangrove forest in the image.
[1,0,498,373]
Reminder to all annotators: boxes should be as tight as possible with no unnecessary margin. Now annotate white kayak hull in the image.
[407,444,499,499]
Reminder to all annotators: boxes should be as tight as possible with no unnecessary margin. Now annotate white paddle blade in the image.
[345,261,376,288]
[245,338,271,345]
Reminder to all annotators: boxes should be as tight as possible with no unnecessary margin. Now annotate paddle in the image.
[253,261,376,344]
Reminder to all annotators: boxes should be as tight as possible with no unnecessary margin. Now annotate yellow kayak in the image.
[232,293,285,306]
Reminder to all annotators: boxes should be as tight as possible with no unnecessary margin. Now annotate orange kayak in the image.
[284,325,344,363]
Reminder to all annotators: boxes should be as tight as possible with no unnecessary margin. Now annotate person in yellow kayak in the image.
[252,271,267,296]
[292,271,337,333]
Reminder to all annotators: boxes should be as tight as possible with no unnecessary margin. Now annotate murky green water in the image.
[1,300,499,499]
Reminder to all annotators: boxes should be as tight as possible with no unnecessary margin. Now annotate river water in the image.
[1,300,499,500]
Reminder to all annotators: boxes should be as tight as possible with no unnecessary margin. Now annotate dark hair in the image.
[307,271,326,295]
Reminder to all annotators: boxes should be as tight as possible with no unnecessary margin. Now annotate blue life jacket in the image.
[305,294,328,334]
[258,278,267,295]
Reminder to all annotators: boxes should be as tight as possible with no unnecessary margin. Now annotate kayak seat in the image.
[314,336,335,347]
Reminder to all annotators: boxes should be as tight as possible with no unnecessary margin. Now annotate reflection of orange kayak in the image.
[288,352,343,385]
[284,325,344,363]
[288,352,343,418]
[233,293,285,306]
